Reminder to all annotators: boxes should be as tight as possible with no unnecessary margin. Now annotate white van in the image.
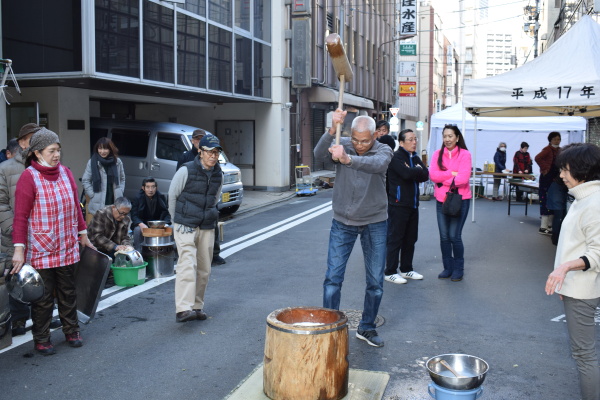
[90,118,243,213]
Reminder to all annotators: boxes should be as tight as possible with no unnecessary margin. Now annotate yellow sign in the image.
[399,81,416,97]
[222,192,230,203]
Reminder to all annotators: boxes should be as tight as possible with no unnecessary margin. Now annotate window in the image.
[157,132,187,161]
[254,42,271,98]
[209,0,231,26]
[95,0,138,77]
[235,0,250,31]
[182,0,206,17]
[111,129,149,158]
[208,25,232,92]
[235,35,252,95]
[254,0,271,41]
[177,14,206,88]
[143,2,174,83]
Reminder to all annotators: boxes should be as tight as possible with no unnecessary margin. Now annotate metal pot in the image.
[147,220,167,229]
[6,264,45,303]
[426,354,489,391]
[143,235,174,247]
[114,249,145,268]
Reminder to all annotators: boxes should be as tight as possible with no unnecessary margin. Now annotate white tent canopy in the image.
[427,102,587,174]
[463,15,600,118]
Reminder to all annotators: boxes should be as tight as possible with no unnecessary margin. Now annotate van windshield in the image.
[187,134,227,164]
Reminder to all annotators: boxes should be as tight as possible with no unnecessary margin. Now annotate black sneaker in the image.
[356,328,384,347]
[49,319,62,329]
[11,319,27,336]
[211,256,226,266]
[193,309,208,320]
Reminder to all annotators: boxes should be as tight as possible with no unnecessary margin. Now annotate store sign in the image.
[399,81,417,97]
[400,0,418,35]
[399,61,417,77]
[400,43,417,56]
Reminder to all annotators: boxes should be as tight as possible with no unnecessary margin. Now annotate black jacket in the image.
[176,147,199,170]
[386,147,429,208]
[130,189,171,226]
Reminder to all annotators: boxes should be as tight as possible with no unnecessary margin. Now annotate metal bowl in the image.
[147,220,167,229]
[426,354,489,390]
[6,264,45,303]
[114,249,145,267]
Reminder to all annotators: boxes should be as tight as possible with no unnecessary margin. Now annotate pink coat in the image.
[429,147,473,202]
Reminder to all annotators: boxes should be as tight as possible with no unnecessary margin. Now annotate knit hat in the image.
[18,123,41,140]
[28,128,60,154]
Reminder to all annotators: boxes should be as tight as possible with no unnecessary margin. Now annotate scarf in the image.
[30,160,61,181]
[91,153,119,193]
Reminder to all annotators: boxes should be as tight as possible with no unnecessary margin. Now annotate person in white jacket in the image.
[82,137,126,215]
[545,143,600,400]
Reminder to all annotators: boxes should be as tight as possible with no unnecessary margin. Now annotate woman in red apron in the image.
[11,128,95,355]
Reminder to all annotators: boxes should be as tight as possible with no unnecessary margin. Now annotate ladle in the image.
[439,360,466,379]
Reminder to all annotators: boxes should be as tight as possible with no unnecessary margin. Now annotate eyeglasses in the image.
[204,149,221,157]
[116,209,129,216]
[351,138,373,146]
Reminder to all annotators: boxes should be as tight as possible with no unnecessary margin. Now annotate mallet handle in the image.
[335,74,345,146]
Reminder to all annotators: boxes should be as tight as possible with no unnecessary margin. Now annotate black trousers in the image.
[385,205,419,276]
[33,264,79,343]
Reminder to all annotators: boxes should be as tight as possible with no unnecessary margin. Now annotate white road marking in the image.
[1,201,333,353]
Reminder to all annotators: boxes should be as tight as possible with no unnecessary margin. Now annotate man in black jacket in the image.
[131,177,171,251]
[384,129,429,284]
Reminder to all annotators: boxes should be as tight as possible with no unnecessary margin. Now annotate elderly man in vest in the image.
[169,135,223,323]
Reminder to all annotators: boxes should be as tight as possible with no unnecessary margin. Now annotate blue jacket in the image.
[494,149,506,172]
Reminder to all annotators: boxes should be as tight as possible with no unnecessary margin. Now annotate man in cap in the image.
[169,135,223,323]
[314,109,393,348]
[177,129,205,170]
[177,129,226,266]
[0,123,42,335]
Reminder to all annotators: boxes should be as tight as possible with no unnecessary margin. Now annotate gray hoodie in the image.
[314,132,393,226]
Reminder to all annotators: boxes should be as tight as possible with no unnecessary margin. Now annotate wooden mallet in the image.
[326,33,354,147]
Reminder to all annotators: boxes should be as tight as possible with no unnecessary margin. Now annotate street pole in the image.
[375,34,416,119]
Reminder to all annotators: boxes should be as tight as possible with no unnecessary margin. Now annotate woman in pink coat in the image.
[429,125,472,282]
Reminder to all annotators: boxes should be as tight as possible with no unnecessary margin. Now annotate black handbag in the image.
[442,178,462,217]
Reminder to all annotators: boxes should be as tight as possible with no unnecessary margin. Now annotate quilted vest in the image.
[174,158,222,229]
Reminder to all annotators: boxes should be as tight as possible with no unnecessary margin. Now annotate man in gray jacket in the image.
[0,123,41,335]
[314,109,393,347]
[169,135,223,323]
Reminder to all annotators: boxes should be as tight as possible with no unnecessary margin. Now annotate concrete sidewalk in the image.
[236,189,299,215]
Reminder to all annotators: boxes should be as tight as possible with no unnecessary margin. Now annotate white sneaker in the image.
[384,274,407,284]
[400,271,424,280]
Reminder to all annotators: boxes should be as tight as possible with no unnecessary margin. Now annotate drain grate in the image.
[341,309,385,330]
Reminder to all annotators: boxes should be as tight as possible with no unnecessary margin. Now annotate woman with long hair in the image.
[11,128,95,355]
[429,125,472,282]
[545,143,600,400]
[82,137,126,215]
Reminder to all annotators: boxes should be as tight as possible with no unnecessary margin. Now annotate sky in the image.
[429,0,531,44]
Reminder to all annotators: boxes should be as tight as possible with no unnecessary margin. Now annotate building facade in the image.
[1,0,292,191]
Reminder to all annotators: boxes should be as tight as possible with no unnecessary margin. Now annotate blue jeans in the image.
[436,200,470,271]
[323,219,387,331]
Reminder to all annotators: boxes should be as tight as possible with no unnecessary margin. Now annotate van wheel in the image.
[219,205,240,214]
